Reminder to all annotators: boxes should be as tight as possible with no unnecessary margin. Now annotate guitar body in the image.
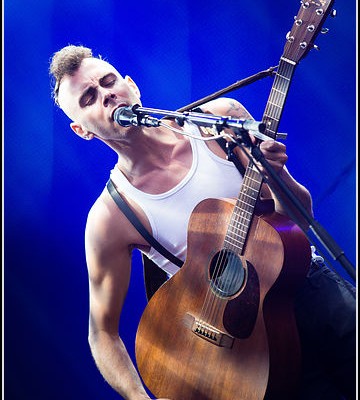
[136,198,311,399]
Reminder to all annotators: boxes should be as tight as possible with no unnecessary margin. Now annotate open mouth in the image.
[111,104,128,121]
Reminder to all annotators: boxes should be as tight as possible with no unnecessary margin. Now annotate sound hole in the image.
[209,249,246,297]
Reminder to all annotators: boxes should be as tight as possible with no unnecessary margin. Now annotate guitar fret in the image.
[236,198,257,209]
[272,87,286,96]
[268,91,286,105]
[275,73,290,82]
[229,214,252,229]
[228,220,251,234]
[263,114,280,122]
[240,184,259,193]
[265,127,277,134]
[228,226,250,238]
[224,236,244,249]
[236,206,255,216]
[234,207,253,217]
[232,227,248,239]
[226,239,244,250]
[267,101,282,109]
[244,175,262,185]
[238,192,258,201]
[227,226,248,239]
[229,220,248,231]
[280,56,296,65]
[264,116,279,123]
[265,102,282,114]
[234,211,253,223]
[267,100,283,112]
[230,222,251,234]
[238,191,259,200]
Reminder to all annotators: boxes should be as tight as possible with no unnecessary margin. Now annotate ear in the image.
[70,122,94,140]
[124,75,141,98]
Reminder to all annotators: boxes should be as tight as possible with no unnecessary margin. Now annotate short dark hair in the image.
[49,45,93,105]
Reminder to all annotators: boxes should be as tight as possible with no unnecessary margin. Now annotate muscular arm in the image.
[85,194,153,400]
[200,97,313,229]
[258,139,313,230]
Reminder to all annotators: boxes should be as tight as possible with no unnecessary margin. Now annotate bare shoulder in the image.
[86,188,126,249]
[200,97,253,119]
[85,187,143,255]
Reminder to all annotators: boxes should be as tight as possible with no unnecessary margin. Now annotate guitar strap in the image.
[106,178,184,268]
[106,113,246,300]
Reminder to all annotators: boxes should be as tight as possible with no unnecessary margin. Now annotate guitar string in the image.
[212,167,260,325]
[204,168,256,325]
[197,210,232,329]
[264,60,293,135]
[221,186,251,300]
[201,60,294,328]
[197,192,243,329]
[198,167,259,329]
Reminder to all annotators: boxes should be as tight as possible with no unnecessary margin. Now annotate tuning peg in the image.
[330,9,337,17]
[286,31,294,42]
[313,44,320,51]
[321,27,329,34]
[300,1,310,8]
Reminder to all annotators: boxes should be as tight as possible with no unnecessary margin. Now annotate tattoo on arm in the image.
[226,100,251,118]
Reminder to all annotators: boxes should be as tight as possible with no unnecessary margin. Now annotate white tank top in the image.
[110,122,243,276]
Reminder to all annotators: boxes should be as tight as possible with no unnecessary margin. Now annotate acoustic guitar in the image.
[136,1,335,399]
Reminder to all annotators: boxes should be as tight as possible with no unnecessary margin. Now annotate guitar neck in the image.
[224,0,336,253]
[262,57,297,139]
[224,164,262,254]
[224,59,297,253]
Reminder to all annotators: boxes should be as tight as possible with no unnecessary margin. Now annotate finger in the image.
[260,139,286,153]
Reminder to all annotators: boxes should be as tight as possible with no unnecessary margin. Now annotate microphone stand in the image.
[176,65,278,112]
[231,128,356,282]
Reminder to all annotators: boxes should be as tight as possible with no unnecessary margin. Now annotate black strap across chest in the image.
[106,178,184,268]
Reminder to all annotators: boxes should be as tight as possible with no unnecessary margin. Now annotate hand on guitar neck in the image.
[231,137,313,231]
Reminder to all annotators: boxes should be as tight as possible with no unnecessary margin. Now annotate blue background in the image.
[4,1,356,399]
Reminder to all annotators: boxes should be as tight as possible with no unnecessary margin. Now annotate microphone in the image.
[112,105,160,127]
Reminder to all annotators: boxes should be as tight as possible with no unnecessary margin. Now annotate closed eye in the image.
[100,73,117,88]
[80,87,97,107]
[79,73,117,107]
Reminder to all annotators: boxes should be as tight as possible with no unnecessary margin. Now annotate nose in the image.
[103,92,117,107]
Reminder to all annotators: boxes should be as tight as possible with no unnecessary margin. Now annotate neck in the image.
[109,122,189,180]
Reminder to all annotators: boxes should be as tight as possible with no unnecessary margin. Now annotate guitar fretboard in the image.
[224,164,262,253]
[224,57,296,252]
[262,57,296,139]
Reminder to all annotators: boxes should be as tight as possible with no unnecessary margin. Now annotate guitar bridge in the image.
[185,313,234,348]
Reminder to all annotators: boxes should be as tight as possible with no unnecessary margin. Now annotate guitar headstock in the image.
[283,0,336,63]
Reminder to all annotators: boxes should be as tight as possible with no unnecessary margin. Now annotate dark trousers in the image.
[294,260,356,399]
